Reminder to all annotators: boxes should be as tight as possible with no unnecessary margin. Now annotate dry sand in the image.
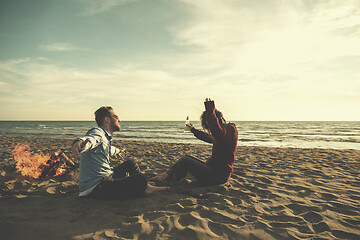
[0,136,359,240]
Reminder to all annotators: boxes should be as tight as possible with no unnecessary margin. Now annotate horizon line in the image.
[0,120,359,122]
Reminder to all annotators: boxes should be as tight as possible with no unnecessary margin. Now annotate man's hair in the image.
[200,109,226,131]
[95,106,113,126]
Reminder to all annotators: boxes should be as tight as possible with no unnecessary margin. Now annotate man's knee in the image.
[133,173,148,191]
[124,159,135,164]
[124,159,137,167]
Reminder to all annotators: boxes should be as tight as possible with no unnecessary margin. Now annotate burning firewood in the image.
[40,161,63,178]
[11,144,75,179]
[58,151,75,167]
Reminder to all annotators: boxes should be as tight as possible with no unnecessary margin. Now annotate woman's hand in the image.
[185,123,194,131]
[204,98,215,111]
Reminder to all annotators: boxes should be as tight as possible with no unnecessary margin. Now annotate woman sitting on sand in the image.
[152,98,238,186]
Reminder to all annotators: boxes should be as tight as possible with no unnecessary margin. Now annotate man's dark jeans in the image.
[88,160,148,200]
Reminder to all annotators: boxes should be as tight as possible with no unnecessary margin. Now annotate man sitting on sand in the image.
[72,106,168,200]
[152,98,238,186]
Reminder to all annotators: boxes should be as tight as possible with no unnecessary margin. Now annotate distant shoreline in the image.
[1,121,359,150]
[1,120,360,122]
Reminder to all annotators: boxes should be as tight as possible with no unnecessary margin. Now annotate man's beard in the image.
[111,121,120,132]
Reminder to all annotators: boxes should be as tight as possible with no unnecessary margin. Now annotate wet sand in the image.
[0,136,359,239]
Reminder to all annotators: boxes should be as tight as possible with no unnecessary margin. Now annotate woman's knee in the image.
[179,155,193,164]
[182,154,193,159]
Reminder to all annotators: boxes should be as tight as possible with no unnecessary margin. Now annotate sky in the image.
[0,0,359,121]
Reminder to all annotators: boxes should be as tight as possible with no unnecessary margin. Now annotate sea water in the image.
[0,121,359,150]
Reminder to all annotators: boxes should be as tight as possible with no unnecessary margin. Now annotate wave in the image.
[124,129,179,133]
[238,138,270,142]
[1,121,360,149]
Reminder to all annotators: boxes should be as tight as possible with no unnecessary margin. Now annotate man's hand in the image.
[118,148,126,159]
[72,139,89,158]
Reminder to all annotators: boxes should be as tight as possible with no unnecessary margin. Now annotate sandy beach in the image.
[0,136,359,239]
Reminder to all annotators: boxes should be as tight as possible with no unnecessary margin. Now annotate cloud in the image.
[166,0,360,82]
[0,56,240,120]
[161,0,360,119]
[0,58,187,106]
[176,0,360,46]
[77,0,136,15]
[39,42,85,52]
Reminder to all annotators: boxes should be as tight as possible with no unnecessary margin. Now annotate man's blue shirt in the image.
[76,126,120,196]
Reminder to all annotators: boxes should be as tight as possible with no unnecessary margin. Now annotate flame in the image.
[55,165,67,176]
[11,144,69,179]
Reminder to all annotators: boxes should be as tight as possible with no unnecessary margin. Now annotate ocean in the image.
[0,121,359,150]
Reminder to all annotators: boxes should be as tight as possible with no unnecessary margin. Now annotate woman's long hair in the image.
[200,109,226,132]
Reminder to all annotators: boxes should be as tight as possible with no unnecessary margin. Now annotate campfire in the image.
[11,144,75,179]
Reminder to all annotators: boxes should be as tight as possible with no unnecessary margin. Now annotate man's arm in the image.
[72,139,89,158]
[110,146,124,157]
[72,128,103,157]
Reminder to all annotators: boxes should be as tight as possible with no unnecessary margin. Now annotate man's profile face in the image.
[109,109,121,132]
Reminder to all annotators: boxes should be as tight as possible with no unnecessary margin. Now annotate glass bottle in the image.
[184,116,190,132]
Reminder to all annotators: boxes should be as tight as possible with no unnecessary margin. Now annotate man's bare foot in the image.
[150,172,169,182]
[144,183,170,194]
